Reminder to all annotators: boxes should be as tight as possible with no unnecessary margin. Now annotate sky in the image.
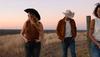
[0,0,100,30]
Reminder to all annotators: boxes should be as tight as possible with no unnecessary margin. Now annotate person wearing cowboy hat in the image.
[20,8,44,57]
[56,10,77,57]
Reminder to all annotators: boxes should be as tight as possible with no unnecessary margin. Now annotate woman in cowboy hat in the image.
[20,8,44,57]
[56,10,77,57]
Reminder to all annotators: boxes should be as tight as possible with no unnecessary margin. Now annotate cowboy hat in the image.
[63,10,74,18]
[24,8,41,20]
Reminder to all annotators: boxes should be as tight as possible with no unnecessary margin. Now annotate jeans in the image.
[62,37,76,57]
[25,41,41,57]
[90,42,100,57]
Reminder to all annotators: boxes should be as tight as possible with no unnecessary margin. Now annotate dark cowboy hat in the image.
[24,8,41,20]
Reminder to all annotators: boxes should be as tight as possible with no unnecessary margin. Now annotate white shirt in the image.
[65,20,72,37]
[93,18,100,41]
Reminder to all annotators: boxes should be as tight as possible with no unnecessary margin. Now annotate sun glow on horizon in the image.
[0,0,99,30]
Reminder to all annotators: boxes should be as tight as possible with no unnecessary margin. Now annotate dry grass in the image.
[0,32,90,57]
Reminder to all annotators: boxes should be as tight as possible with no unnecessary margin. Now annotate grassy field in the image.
[0,32,90,57]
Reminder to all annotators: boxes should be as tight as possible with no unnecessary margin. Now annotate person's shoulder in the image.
[24,20,30,26]
[90,19,95,25]
[92,17,98,21]
[91,19,95,22]
[24,20,29,24]
[59,19,65,22]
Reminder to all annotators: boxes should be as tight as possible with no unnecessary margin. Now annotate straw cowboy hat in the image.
[63,10,74,18]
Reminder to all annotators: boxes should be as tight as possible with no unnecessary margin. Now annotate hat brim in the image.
[24,8,41,20]
[24,8,34,13]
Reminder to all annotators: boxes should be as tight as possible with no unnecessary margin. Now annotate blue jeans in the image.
[25,41,41,57]
[90,42,100,57]
[62,37,76,57]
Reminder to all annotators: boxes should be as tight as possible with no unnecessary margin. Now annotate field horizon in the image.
[0,29,87,35]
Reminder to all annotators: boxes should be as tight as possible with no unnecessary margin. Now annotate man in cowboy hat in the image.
[20,8,44,57]
[56,10,77,57]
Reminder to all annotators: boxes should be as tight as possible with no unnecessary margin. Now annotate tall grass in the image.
[0,32,89,57]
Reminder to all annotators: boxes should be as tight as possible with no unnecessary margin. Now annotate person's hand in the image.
[41,39,46,47]
[36,39,41,42]
[21,36,28,43]
[98,45,100,49]
[23,37,28,43]
[97,43,100,49]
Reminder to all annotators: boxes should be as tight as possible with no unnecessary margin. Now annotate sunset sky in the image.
[0,0,100,30]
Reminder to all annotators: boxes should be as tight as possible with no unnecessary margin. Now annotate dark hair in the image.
[93,3,100,18]
[24,8,41,20]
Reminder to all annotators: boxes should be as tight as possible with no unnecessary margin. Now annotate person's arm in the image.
[89,19,100,48]
[56,20,61,37]
[56,20,64,41]
[73,20,77,38]
[39,22,44,42]
[20,22,28,42]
